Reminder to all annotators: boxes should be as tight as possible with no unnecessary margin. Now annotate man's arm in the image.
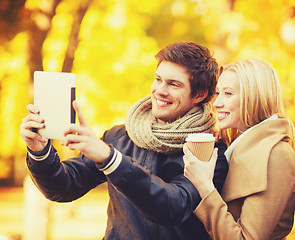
[21,103,107,202]
[26,140,107,202]
[95,141,228,225]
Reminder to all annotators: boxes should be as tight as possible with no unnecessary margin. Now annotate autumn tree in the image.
[0,0,93,184]
[1,0,295,186]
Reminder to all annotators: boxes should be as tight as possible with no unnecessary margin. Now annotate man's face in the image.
[151,61,201,123]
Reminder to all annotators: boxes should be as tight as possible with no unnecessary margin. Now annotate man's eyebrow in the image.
[168,79,183,85]
[154,73,185,86]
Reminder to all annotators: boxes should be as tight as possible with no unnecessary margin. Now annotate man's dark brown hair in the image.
[155,41,219,103]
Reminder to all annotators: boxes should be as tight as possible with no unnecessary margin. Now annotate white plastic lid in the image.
[185,133,215,142]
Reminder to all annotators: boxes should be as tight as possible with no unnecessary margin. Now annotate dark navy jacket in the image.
[27,124,228,240]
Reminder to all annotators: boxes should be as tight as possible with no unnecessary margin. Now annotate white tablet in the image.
[34,71,76,141]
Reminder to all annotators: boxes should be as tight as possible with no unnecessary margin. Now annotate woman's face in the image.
[213,70,243,130]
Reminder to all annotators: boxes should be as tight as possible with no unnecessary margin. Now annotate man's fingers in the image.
[64,124,89,137]
[27,104,40,114]
[64,133,86,145]
[73,100,88,126]
[23,112,44,125]
[63,135,87,151]
[21,121,45,131]
[21,128,47,143]
[67,142,85,151]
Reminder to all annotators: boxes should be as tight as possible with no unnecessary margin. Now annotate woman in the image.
[183,58,295,240]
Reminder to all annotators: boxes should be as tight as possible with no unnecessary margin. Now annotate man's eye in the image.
[170,83,179,87]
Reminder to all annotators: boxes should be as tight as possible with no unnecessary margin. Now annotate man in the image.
[20,41,228,240]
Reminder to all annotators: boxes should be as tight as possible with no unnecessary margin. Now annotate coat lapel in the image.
[222,118,289,202]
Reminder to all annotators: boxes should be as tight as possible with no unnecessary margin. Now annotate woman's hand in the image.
[20,104,49,152]
[62,100,111,163]
[183,144,218,198]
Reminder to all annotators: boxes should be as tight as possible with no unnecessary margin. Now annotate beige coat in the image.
[194,118,295,240]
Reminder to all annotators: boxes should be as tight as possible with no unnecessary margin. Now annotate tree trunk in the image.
[27,0,62,82]
[62,0,93,72]
[229,0,236,10]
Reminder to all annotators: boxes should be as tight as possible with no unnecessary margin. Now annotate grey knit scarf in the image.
[125,95,217,154]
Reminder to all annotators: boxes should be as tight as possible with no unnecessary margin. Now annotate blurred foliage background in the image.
[1,0,295,184]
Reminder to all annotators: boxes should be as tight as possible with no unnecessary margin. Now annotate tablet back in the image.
[34,71,76,141]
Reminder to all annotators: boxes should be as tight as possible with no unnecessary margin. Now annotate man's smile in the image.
[155,98,171,107]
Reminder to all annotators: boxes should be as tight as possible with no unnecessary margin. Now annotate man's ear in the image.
[192,90,208,105]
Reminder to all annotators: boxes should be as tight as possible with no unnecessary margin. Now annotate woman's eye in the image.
[225,92,232,96]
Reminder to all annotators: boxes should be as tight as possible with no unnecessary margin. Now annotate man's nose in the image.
[156,82,169,95]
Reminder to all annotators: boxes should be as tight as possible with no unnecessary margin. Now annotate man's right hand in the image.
[20,104,49,152]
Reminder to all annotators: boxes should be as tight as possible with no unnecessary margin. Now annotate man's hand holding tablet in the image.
[20,71,76,152]
[33,71,76,141]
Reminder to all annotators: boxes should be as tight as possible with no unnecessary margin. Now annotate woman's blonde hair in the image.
[220,58,295,149]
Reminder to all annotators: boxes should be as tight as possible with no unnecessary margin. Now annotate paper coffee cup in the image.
[185,133,215,161]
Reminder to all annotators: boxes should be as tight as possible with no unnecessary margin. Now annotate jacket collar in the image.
[224,114,279,163]
[222,118,289,202]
